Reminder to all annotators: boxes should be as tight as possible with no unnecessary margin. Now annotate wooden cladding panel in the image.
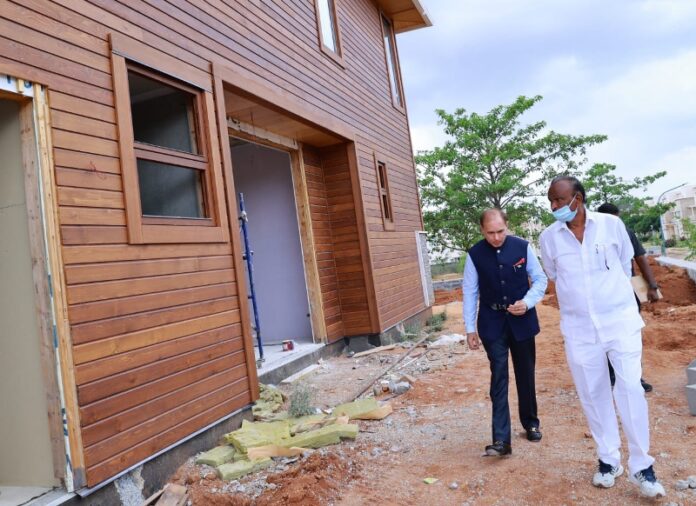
[2,0,428,486]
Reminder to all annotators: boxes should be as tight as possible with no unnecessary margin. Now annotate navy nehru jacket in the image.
[468,236,541,342]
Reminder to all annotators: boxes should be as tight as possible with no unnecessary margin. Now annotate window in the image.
[314,0,343,64]
[375,155,395,230]
[128,69,207,219]
[110,34,229,244]
[381,14,404,109]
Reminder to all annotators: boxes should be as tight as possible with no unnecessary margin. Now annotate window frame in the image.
[110,36,229,244]
[374,153,395,231]
[313,0,345,67]
[379,13,405,112]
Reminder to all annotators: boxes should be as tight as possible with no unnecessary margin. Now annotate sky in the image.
[397,0,696,200]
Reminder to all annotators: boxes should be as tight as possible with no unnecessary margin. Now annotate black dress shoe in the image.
[485,441,512,456]
[526,427,542,442]
[641,378,653,393]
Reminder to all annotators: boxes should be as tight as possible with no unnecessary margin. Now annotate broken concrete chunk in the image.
[252,384,285,421]
[195,445,237,467]
[217,458,272,481]
[247,445,308,460]
[333,398,379,419]
[358,403,393,420]
[282,423,358,449]
[289,413,327,434]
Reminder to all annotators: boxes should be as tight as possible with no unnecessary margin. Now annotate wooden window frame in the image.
[313,0,345,67]
[380,13,405,112]
[374,153,395,230]
[110,37,229,244]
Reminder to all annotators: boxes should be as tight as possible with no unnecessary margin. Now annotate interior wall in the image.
[0,99,57,487]
[230,140,313,343]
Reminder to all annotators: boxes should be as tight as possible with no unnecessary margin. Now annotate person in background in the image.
[464,208,547,457]
[539,176,665,498]
[597,202,659,392]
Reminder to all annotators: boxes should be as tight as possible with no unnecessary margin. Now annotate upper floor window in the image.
[314,0,343,64]
[381,14,404,109]
[375,155,395,230]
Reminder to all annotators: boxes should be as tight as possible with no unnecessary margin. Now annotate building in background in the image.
[662,184,696,240]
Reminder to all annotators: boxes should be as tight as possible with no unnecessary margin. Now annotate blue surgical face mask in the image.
[552,194,578,222]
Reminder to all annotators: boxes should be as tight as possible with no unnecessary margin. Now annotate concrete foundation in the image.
[688,359,696,385]
[687,384,696,416]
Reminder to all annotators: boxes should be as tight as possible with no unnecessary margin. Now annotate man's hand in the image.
[467,332,481,350]
[647,287,660,303]
[507,300,528,316]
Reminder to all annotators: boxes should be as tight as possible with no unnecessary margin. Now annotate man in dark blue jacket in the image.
[464,209,548,456]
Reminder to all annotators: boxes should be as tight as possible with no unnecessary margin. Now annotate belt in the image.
[489,303,509,311]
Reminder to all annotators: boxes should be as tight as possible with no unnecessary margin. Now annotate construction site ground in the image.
[170,259,696,505]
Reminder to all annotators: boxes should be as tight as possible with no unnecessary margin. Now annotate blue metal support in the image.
[238,193,264,365]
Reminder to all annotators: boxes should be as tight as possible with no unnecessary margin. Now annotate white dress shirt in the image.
[539,210,644,344]
[462,242,548,334]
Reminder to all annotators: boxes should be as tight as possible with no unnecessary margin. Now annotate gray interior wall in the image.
[0,99,57,486]
[230,141,313,343]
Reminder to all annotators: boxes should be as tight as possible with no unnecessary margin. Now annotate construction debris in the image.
[246,445,308,460]
[217,458,273,481]
[154,483,187,506]
[353,344,396,358]
[195,445,237,467]
[429,333,465,347]
[252,384,285,421]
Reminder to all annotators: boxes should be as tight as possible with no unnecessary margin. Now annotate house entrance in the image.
[229,139,313,345]
[0,97,61,501]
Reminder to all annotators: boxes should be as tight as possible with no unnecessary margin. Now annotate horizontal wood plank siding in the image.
[2,0,426,486]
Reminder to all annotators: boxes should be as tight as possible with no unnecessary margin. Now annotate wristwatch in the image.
[648,283,659,290]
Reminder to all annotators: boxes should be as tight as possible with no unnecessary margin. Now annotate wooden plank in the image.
[19,97,67,482]
[68,283,236,324]
[57,186,123,209]
[59,206,126,226]
[55,167,122,192]
[290,147,326,342]
[212,70,260,402]
[64,255,233,284]
[61,225,128,245]
[67,268,235,304]
[34,84,86,487]
[62,243,231,264]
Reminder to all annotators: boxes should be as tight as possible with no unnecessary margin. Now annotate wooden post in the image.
[33,84,86,489]
[290,146,327,342]
[19,97,67,484]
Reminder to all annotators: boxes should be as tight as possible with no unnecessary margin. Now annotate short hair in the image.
[550,175,586,202]
[597,202,620,216]
[479,208,508,227]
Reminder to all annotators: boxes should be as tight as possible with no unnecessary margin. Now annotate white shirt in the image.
[539,210,644,343]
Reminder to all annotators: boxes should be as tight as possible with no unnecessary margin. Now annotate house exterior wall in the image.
[0,0,428,486]
[662,185,696,240]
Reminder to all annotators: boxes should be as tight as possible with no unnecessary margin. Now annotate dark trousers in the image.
[481,324,539,444]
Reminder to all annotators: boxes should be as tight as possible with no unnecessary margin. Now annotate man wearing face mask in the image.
[464,209,547,457]
[539,176,665,498]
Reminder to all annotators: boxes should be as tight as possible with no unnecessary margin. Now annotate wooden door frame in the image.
[0,79,83,489]
[223,126,328,344]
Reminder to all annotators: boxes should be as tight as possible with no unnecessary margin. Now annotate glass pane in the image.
[317,0,339,53]
[128,71,199,154]
[382,16,403,106]
[137,159,205,218]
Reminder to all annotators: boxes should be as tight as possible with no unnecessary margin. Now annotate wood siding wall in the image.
[1,0,426,485]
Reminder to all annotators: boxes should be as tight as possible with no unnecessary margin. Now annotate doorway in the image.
[229,139,314,345]
[0,98,61,500]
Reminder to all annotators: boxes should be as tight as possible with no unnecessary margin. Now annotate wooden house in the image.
[0,0,432,496]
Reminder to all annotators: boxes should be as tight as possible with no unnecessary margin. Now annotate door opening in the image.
[229,139,314,346]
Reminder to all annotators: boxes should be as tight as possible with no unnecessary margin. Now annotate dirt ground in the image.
[173,260,696,505]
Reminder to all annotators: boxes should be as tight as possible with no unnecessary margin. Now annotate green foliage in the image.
[457,254,467,274]
[288,381,316,418]
[583,163,667,209]
[682,219,696,260]
[416,95,606,253]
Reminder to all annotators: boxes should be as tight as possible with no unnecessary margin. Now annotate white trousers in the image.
[564,329,654,475]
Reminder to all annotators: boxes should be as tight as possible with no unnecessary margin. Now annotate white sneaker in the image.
[629,466,666,498]
[592,460,624,488]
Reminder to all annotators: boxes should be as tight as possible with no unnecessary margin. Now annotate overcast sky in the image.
[397,0,696,200]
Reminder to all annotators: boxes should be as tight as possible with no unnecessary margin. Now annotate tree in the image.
[416,95,606,254]
[582,163,669,241]
[682,218,696,260]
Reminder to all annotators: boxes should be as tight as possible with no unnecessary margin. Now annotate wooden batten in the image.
[290,147,328,342]
[213,72,260,401]
[19,96,67,483]
[34,84,86,488]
